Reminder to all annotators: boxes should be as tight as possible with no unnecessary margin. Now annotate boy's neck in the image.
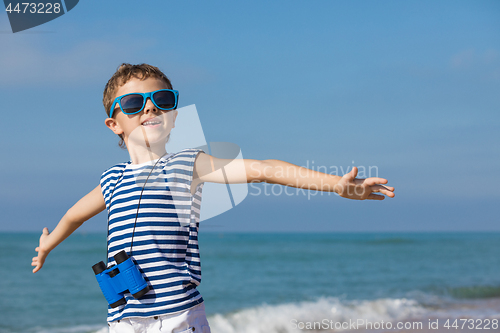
[126,140,168,165]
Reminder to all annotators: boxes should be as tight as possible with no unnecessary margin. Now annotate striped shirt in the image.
[99,148,205,322]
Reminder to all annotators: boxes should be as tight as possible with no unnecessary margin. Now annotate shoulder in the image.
[174,148,205,158]
[169,148,206,165]
[100,161,129,183]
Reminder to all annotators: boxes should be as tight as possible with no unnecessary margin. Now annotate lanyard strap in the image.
[105,153,168,265]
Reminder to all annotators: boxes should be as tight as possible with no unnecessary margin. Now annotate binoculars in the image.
[92,250,150,308]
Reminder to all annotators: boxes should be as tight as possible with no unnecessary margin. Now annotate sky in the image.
[0,0,499,232]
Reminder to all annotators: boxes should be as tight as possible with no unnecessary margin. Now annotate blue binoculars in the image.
[92,250,150,308]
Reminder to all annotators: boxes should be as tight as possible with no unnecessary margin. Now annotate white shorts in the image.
[108,303,211,333]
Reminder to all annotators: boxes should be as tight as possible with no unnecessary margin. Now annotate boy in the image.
[31,63,395,333]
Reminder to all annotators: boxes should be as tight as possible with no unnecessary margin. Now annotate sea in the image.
[1,232,499,333]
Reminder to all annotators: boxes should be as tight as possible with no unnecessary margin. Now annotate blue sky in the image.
[0,0,499,232]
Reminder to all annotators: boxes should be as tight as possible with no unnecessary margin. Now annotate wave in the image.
[419,284,500,301]
[207,297,427,333]
[16,292,500,333]
[207,294,500,333]
[446,285,500,299]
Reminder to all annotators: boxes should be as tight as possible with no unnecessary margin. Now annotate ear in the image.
[172,110,178,128]
[104,118,124,135]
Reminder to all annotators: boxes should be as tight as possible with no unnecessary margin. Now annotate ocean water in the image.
[1,232,499,333]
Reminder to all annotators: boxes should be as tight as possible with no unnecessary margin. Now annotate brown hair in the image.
[103,63,173,149]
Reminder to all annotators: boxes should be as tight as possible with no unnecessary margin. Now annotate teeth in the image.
[143,121,160,125]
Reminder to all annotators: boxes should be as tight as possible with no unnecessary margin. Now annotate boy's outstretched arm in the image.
[193,154,394,200]
[31,184,106,273]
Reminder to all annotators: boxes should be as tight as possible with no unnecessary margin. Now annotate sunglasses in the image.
[109,89,179,118]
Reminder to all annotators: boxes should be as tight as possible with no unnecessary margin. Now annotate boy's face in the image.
[105,76,178,147]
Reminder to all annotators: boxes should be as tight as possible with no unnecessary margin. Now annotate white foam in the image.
[207,296,428,333]
[27,296,500,333]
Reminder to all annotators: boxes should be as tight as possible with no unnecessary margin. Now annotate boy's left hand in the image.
[32,227,50,273]
[334,167,395,200]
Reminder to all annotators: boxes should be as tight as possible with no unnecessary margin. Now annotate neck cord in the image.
[105,152,169,265]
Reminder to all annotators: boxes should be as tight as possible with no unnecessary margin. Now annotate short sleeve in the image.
[187,148,205,191]
[171,148,205,197]
[99,163,127,211]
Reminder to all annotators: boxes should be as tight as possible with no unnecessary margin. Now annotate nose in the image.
[143,97,159,114]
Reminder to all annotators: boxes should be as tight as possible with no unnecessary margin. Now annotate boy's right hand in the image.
[32,227,50,273]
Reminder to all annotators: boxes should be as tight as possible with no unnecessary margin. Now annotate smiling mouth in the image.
[142,119,162,126]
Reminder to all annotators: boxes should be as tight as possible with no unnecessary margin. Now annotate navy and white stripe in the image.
[99,148,205,322]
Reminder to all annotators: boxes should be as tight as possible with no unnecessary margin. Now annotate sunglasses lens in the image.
[120,94,144,114]
[153,90,176,110]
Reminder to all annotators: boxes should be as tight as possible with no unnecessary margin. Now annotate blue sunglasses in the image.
[109,89,179,118]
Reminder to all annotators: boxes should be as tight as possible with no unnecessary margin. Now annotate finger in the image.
[380,185,395,192]
[35,247,39,252]
[383,191,395,197]
[376,191,395,198]
[370,185,395,193]
[33,259,44,273]
[371,188,395,198]
[343,167,357,181]
[351,166,358,178]
[364,178,389,186]
[367,193,385,200]
[42,227,49,235]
